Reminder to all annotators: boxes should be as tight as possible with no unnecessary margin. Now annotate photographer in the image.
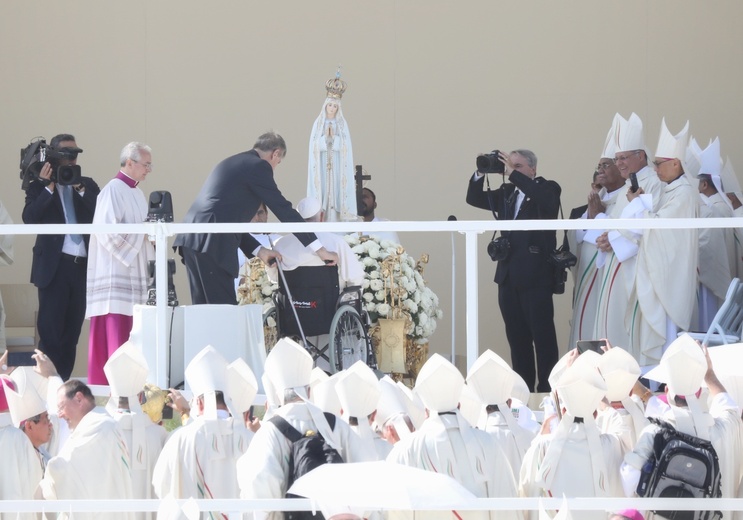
[466,149,561,392]
[22,134,100,380]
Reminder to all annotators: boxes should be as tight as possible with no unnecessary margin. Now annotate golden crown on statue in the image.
[325,67,347,99]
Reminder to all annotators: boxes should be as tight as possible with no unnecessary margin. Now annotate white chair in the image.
[682,278,743,346]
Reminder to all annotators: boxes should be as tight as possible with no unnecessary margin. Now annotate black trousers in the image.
[37,254,87,380]
[498,281,558,393]
[182,247,238,305]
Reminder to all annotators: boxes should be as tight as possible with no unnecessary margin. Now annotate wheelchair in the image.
[262,265,376,373]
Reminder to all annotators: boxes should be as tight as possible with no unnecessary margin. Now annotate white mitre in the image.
[466,349,515,406]
[414,353,463,413]
[226,358,258,415]
[335,361,380,421]
[104,341,149,399]
[4,367,46,427]
[646,333,706,398]
[601,113,621,159]
[614,112,647,154]
[655,118,690,164]
[264,338,313,405]
[686,137,703,179]
[311,372,342,416]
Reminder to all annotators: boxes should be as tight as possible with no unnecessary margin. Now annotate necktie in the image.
[61,185,83,244]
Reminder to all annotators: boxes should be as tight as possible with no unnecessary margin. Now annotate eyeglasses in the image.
[597,160,615,170]
[615,151,641,162]
[653,158,673,168]
[132,159,153,170]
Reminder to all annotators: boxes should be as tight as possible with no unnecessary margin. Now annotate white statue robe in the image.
[0,198,13,351]
[568,186,621,346]
[519,417,624,520]
[631,176,699,364]
[594,167,663,357]
[308,101,357,222]
[112,410,168,520]
[697,194,734,330]
[388,411,522,520]
[39,410,134,520]
[0,413,44,520]
[86,175,153,318]
[237,401,376,520]
[152,413,253,507]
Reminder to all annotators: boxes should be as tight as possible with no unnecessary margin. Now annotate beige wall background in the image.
[1,1,741,377]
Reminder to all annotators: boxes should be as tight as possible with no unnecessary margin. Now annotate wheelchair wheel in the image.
[329,305,370,372]
[262,306,278,354]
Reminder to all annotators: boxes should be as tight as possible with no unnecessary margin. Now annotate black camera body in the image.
[487,236,511,262]
[548,249,578,294]
[146,259,179,307]
[19,138,82,190]
[476,150,505,174]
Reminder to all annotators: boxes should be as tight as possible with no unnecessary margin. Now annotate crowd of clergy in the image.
[568,112,743,372]
[1,328,742,520]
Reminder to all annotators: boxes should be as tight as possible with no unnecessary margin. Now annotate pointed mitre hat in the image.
[655,118,690,161]
[4,368,46,427]
[414,353,463,413]
[699,137,722,177]
[104,341,149,398]
[721,156,741,194]
[375,376,407,426]
[264,337,313,397]
[614,112,647,153]
[185,345,229,397]
[556,357,607,418]
[397,381,427,429]
[226,358,258,415]
[466,349,515,406]
[597,347,641,402]
[458,382,485,427]
[686,137,703,179]
[601,113,621,159]
[511,372,531,405]
[311,372,343,416]
[646,333,706,397]
[336,361,380,419]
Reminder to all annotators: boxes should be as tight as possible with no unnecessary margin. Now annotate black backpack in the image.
[270,412,344,520]
[636,417,722,520]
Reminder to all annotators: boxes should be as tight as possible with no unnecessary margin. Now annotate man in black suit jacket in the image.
[22,134,100,380]
[466,150,561,392]
[174,132,339,305]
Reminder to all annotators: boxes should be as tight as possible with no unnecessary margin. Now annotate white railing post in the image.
[154,222,171,388]
[464,230,481,372]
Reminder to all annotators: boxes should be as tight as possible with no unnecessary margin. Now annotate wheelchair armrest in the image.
[337,285,364,313]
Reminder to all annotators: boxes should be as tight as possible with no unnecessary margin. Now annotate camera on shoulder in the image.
[548,247,577,294]
[19,138,82,190]
[476,150,505,174]
[487,235,511,262]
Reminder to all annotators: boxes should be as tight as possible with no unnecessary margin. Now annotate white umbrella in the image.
[288,461,477,511]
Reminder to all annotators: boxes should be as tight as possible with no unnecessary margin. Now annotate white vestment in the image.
[482,410,536,481]
[388,410,522,520]
[631,176,699,364]
[368,216,401,246]
[237,401,376,520]
[568,187,621,346]
[594,167,663,356]
[308,99,357,222]
[268,231,364,289]
[519,417,624,520]
[0,413,44,519]
[39,410,134,520]
[152,413,253,507]
[112,410,167,520]
[86,175,153,318]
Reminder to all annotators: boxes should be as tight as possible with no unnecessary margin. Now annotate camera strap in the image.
[485,174,510,242]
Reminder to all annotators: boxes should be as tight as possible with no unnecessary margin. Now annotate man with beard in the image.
[359,187,400,245]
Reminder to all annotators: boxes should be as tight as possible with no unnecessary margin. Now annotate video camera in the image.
[19,138,82,190]
[476,150,505,174]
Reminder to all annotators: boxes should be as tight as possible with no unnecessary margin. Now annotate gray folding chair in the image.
[682,278,743,347]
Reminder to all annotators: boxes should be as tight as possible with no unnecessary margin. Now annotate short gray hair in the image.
[253,132,287,157]
[511,149,538,170]
[120,142,152,167]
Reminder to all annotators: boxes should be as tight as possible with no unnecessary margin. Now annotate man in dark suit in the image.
[174,132,339,305]
[22,134,100,380]
[466,149,561,392]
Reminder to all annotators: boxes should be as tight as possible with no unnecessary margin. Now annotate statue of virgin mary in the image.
[307,70,357,222]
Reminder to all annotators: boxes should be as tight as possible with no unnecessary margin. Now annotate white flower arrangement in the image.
[344,234,443,344]
[237,235,443,345]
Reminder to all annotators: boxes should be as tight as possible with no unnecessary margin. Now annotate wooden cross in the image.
[355,164,371,215]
